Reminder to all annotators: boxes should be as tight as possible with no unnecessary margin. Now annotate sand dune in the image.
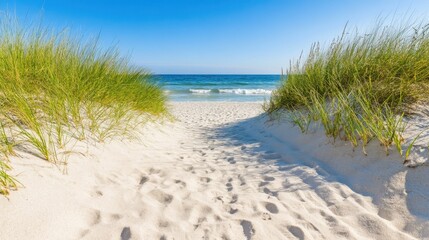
[0,102,427,239]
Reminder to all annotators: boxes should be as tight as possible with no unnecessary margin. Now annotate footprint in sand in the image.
[226,182,233,191]
[263,187,278,197]
[216,196,225,204]
[150,189,174,205]
[226,156,236,164]
[319,210,352,237]
[263,176,275,182]
[240,220,255,240]
[320,210,338,227]
[261,212,272,220]
[200,177,211,183]
[259,181,269,187]
[158,220,169,228]
[230,194,238,204]
[287,225,305,240]
[120,227,131,240]
[264,202,279,214]
[238,175,246,186]
[138,176,149,189]
[91,189,104,197]
[90,210,101,226]
[229,207,238,214]
[174,179,187,187]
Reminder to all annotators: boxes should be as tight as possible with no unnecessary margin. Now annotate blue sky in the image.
[2,0,429,74]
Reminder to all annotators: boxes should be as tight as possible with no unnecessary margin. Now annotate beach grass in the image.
[266,20,429,157]
[0,16,166,194]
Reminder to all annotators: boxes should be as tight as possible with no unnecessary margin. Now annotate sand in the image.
[0,102,428,239]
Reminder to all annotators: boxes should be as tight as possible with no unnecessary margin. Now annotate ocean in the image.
[154,74,281,102]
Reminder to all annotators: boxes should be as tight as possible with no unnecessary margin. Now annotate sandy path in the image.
[82,102,415,239]
[0,102,420,239]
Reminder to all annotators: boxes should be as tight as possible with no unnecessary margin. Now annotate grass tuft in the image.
[0,14,167,194]
[0,160,19,195]
[267,19,429,159]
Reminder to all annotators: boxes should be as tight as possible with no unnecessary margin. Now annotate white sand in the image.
[0,102,428,239]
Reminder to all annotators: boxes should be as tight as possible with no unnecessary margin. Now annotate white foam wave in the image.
[189,89,211,94]
[188,88,272,95]
[219,89,272,95]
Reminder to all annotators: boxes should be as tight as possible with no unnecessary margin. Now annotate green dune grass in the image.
[0,16,166,195]
[267,20,429,158]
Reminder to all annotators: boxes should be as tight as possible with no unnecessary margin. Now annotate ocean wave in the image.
[218,88,272,95]
[188,88,272,95]
[189,89,212,94]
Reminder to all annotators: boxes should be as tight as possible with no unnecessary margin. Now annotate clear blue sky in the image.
[2,0,429,74]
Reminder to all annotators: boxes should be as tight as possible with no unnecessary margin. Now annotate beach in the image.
[1,102,427,240]
[3,2,429,239]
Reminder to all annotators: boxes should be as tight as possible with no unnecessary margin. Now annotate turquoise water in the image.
[154,74,281,102]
